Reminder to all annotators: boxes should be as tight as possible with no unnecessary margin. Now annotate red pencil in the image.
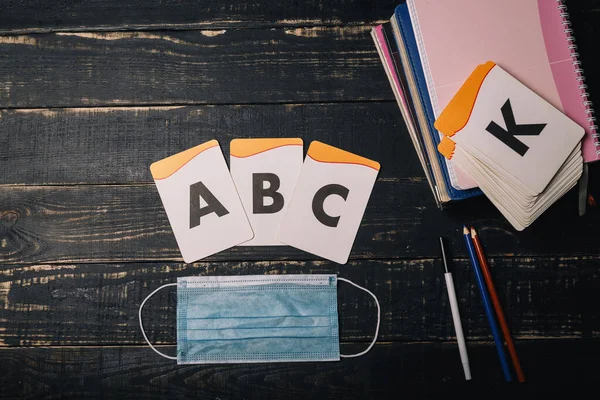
[470,226,525,383]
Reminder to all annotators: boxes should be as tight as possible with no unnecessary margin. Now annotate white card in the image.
[436,62,584,195]
[453,144,581,230]
[278,141,380,264]
[230,138,303,245]
[150,140,253,263]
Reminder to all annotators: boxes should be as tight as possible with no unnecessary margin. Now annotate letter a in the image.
[189,181,229,228]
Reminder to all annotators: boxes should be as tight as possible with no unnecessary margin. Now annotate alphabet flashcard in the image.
[230,138,304,245]
[278,141,380,264]
[150,140,254,263]
[435,61,584,196]
[435,61,584,231]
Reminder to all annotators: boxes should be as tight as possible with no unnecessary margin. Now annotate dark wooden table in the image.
[1,0,599,398]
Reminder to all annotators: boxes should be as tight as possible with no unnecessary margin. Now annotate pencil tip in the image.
[439,237,449,273]
[463,226,469,235]
[471,227,477,237]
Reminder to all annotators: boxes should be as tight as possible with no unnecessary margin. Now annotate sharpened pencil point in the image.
[471,227,477,237]
[463,226,469,235]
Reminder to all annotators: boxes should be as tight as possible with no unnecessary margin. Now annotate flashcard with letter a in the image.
[278,141,380,264]
[150,140,253,263]
[230,138,303,245]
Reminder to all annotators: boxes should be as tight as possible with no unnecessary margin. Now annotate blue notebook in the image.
[373,3,482,204]
[393,3,482,201]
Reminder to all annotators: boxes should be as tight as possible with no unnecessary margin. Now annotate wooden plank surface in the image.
[2,0,600,396]
[0,27,391,108]
[2,182,600,264]
[0,0,595,36]
[565,0,600,111]
[0,103,417,185]
[0,1,597,110]
[0,0,396,34]
[0,341,597,399]
[0,258,597,346]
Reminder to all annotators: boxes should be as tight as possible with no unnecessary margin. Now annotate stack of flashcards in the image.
[435,62,585,231]
[150,139,379,264]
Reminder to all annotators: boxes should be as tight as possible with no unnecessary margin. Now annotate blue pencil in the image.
[463,226,512,382]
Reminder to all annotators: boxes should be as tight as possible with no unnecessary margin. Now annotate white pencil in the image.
[440,237,472,381]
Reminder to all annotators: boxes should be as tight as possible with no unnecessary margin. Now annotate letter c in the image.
[311,184,349,227]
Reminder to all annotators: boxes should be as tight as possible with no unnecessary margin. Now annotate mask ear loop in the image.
[138,283,178,360]
[338,277,381,358]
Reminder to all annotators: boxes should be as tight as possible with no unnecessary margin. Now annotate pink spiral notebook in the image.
[407,0,599,190]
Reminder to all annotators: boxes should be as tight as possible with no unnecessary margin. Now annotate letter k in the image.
[485,99,546,156]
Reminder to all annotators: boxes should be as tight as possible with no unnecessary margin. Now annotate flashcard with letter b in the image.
[278,141,380,264]
[150,140,253,263]
[230,138,303,245]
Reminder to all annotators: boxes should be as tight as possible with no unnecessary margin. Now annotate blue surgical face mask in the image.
[139,274,380,364]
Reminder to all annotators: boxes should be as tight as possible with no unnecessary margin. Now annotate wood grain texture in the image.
[0,341,598,399]
[564,0,600,118]
[0,103,419,184]
[0,0,593,35]
[0,0,599,396]
[0,1,597,109]
[2,182,600,264]
[0,258,598,346]
[0,27,391,108]
[0,0,396,33]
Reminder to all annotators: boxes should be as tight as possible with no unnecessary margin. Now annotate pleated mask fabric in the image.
[139,274,380,364]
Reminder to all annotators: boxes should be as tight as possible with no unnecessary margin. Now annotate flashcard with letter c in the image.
[278,141,380,264]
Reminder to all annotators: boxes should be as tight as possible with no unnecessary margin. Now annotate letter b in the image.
[253,173,284,214]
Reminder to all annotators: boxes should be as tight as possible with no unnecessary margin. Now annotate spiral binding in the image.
[557,0,600,154]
